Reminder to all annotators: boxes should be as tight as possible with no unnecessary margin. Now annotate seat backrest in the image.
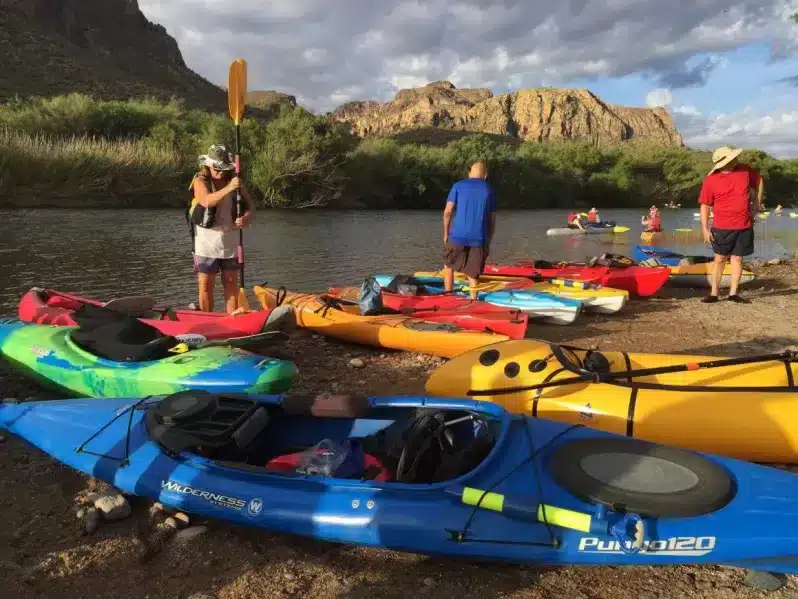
[231,407,270,449]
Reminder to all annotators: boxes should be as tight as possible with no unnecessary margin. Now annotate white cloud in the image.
[137,0,798,111]
[677,105,798,157]
[674,104,702,116]
[646,88,673,107]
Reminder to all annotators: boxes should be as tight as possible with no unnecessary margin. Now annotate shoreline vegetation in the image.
[2,93,798,210]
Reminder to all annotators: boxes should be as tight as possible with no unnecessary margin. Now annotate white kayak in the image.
[546,225,628,236]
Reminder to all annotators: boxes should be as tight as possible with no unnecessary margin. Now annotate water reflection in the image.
[0,208,794,314]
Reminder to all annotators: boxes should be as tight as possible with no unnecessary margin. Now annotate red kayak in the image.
[327,286,529,339]
[18,287,274,340]
[483,262,670,297]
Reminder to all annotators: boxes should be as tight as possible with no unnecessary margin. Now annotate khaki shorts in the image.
[443,243,487,279]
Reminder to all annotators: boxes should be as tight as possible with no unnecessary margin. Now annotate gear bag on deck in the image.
[358,277,383,316]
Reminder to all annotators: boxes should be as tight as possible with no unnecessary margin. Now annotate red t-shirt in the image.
[698,164,761,230]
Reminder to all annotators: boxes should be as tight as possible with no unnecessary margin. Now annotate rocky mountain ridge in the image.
[331,81,683,147]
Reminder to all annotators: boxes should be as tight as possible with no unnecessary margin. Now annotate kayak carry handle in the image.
[448,486,644,554]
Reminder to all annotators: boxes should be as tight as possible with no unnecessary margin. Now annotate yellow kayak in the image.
[640,231,663,242]
[253,286,508,358]
[413,270,629,314]
[425,339,798,463]
[666,263,756,288]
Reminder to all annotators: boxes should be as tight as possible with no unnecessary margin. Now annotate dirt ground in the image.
[1,260,797,599]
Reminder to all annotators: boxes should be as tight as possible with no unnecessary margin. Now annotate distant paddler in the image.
[442,160,496,300]
[566,211,587,232]
[587,207,601,223]
[641,205,662,232]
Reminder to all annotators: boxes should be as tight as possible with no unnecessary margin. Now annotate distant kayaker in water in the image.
[587,207,600,223]
[442,160,496,299]
[698,146,763,304]
[566,211,587,231]
[641,206,662,232]
[188,144,255,313]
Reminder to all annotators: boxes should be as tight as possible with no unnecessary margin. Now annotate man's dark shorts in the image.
[193,255,238,274]
[711,227,754,257]
[444,243,487,279]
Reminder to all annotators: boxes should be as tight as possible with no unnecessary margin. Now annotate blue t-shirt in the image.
[446,178,496,247]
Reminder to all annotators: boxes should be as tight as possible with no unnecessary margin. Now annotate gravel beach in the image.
[1,260,797,599]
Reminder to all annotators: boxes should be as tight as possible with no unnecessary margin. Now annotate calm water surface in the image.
[0,208,796,314]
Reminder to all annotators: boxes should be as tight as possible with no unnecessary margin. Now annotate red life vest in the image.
[649,215,662,231]
[587,210,598,223]
[567,212,578,224]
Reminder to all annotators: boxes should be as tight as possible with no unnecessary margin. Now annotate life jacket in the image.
[648,214,662,231]
[185,174,249,241]
[567,212,578,225]
[587,210,598,223]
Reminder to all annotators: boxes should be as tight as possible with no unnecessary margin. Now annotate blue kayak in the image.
[633,245,689,266]
[3,390,798,574]
[373,275,583,326]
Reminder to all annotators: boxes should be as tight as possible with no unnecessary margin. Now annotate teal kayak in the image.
[0,320,297,398]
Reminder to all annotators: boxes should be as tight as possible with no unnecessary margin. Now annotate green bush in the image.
[1,93,797,209]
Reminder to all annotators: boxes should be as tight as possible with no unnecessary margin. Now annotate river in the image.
[0,208,795,313]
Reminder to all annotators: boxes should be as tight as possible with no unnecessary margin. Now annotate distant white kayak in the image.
[546,225,629,236]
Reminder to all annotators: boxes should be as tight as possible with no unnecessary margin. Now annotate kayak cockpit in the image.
[144,391,505,485]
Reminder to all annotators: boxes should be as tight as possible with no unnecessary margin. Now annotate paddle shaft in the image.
[234,124,245,289]
[468,350,797,396]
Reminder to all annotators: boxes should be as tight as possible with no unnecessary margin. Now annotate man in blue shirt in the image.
[442,161,496,299]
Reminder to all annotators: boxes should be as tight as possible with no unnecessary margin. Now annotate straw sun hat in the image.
[708,146,743,175]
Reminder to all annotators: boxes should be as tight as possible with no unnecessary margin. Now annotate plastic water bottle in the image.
[298,439,349,477]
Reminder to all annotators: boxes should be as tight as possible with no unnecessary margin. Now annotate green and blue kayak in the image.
[0,321,297,398]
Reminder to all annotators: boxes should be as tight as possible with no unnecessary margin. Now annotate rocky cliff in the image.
[331,81,683,147]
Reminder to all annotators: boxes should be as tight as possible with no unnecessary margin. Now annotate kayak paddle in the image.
[228,58,250,312]
[169,329,287,353]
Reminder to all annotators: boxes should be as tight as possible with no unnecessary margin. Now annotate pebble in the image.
[150,502,164,515]
[76,508,85,520]
[284,572,296,581]
[379,354,387,359]
[84,507,100,534]
[173,525,208,543]
[165,512,191,529]
[766,258,783,266]
[348,358,365,368]
[423,577,436,587]
[174,512,191,527]
[94,494,131,521]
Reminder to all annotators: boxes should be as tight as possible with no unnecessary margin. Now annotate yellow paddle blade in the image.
[228,58,247,125]
[237,287,251,312]
[169,343,190,354]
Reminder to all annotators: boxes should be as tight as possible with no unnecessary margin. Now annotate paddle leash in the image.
[228,58,250,311]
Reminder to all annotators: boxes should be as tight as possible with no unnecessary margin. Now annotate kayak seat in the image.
[70,304,179,362]
[146,390,265,457]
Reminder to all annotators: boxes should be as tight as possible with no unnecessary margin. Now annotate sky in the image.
[139,0,798,157]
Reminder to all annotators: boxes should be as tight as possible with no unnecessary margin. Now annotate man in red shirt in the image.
[698,146,764,303]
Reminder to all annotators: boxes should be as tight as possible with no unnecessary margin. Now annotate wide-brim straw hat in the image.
[708,146,743,175]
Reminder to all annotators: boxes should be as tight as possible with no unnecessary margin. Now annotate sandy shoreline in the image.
[1,260,797,599]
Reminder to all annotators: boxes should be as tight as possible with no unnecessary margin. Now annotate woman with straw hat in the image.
[187,144,255,313]
[697,146,764,304]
